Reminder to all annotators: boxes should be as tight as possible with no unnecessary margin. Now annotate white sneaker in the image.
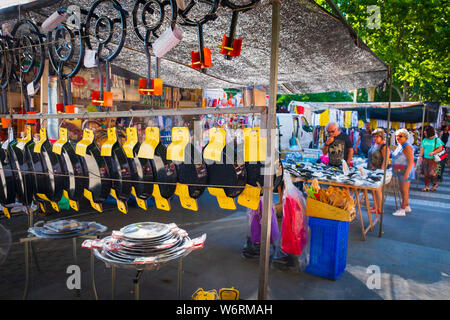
[392,209,406,216]
[405,206,412,213]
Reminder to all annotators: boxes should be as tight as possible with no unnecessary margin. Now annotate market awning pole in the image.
[379,67,393,238]
[258,0,280,300]
[420,104,427,141]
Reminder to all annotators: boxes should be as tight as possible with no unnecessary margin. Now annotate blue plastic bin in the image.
[305,217,349,280]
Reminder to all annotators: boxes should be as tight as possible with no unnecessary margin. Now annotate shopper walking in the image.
[419,126,444,191]
[367,128,390,213]
[322,122,353,167]
[391,129,415,216]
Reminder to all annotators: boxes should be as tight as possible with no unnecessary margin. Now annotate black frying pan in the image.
[204,138,247,198]
[56,138,89,205]
[79,138,112,206]
[0,147,16,207]
[174,142,208,199]
[245,157,284,194]
[102,131,134,206]
[7,140,35,206]
[34,137,66,204]
[153,142,177,199]
[126,140,155,203]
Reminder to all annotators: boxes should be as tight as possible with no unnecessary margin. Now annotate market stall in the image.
[0,0,389,299]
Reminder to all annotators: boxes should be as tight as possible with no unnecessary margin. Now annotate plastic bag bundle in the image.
[247,197,280,244]
[281,173,309,256]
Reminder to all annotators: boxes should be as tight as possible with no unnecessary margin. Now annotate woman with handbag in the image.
[419,126,445,192]
[391,129,415,216]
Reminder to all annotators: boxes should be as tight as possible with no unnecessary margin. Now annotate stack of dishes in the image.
[84,222,206,270]
[28,219,107,239]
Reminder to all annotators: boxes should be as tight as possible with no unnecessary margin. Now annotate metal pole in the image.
[7,106,266,120]
[379,67,393,237]
[91,250,99,300]
[23,241,30,300]
[111,266,116,300]
[177,258,183,300]
[258,0,280,300]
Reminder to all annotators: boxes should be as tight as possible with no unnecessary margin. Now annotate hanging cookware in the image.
[178,0,219,73]
[85,0,127,109]
[32,128,67,212]
[47,10,85,113]
[242,127,284,193]
[203,127,246,210]
[101,127,134,214]
[0,37,13,115]
[137,127,177,211]
[123,127,156,211]
[75,128,112,213]
[133,0,178,95]
[10,19,46,112]
[218,0,260,59]
[167,127,208,211]
[0,146,16,218]
[6,127,35,207]
[52,128,88,212]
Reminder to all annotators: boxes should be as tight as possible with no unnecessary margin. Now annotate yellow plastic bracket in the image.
[123,127,138,159]
[203,128,226,162]
[110,189,128,214]
[167,127,190,162]
[83,189,103,213]
[131,186,147,211]
[75,129,95,156]
[37,193,60,212]
[208,187,236,210]
[152,184,170,211]
[52,128,68,155]
[39,202,46,214]
[237,184,261,210]
[101,127,117,157]
[175,183,198,211]
[244,127,266,162]
[3,207,10,219]
[63,190,79,211]
[16,126,32,150]
[33,128,47,153]
[219,287,240,300]
[137,127,160,159]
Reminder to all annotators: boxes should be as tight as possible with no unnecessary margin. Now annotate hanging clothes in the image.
[319,109,330,127]
[351,111,359,128]
[344,111,352,129]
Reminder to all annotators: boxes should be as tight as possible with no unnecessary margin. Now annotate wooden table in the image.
[292,176,384,241]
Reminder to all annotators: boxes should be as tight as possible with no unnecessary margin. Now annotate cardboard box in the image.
[306,197,355,222]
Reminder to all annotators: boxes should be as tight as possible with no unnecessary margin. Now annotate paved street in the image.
[0,169,449,300]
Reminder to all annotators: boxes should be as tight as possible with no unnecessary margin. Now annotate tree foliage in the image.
[314,0,449,104]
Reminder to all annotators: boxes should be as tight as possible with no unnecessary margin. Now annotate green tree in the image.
[314,0,449,104]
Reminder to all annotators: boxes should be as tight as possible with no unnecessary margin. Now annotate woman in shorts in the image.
[391,129,415,216]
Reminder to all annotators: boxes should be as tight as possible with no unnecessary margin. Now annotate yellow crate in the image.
[306,197,355,222]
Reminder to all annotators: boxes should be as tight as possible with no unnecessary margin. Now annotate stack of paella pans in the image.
[28,219,107,239]
[82,222,206,271]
